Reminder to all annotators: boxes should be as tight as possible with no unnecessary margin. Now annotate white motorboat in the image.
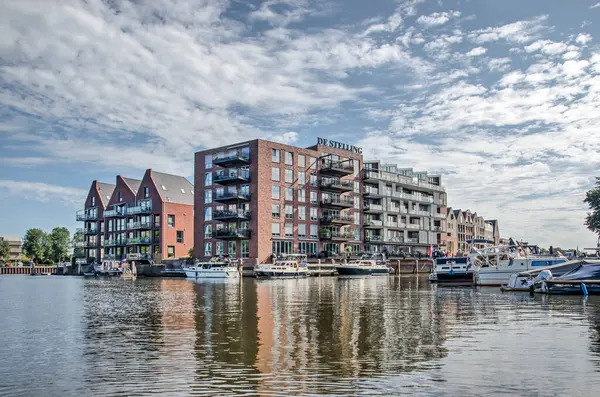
[429,239,488,285]
[336,253,391,276]
[185,257,240,279]
[254,254,309,278]
[501,259,589,291]
[474,240,567,286]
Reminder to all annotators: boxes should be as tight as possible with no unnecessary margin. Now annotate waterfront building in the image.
[0,235,22,262]
[362,161,447,254]
[76,170,193,262]
[442,208,500,253]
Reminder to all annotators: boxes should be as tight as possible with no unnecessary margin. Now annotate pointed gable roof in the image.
[123,177,141,194]
[150,170,194,205]
[97,182,115,207]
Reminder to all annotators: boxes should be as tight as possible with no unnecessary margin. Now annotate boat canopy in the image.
[513,259,599,277]
[555,262,600,280]
[466,238,494,244]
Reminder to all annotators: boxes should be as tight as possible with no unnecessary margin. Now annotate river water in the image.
[1,275,599,396]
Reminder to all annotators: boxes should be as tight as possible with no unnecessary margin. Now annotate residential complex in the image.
[442,208,501,254]
[76,170,193,263]
[0,235,22,262]
[193,138,448,264]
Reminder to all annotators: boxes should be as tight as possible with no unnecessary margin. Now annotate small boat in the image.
[429,256,474,285]
[185,257,240,279]
[255,254,309,278]
[536,260,600,295]
[335,253,391,276]
[501,260,585,291]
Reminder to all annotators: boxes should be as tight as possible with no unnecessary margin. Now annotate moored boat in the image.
[429,239,486,285]
[185,257,240,279]
[501,260,585,292]
[254,254,309,278]
[536,260,600,295]
[335,253,391,276]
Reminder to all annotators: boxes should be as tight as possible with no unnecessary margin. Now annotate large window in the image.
[241,240,249,258]
[310,173,318,186]
[285,151,293,165]
[272,240,293,256]
[204,172,212,186]
[354,212,360,225]
[285,187,293,201]
[309,157,316,169]
[167,245,175,258]
[285,205,293,219]
[298,206,306,220]
[168,215,175,227]
[272,185,280,199]
[298,154,305,168]
[272,167,280,181]
[298,224,306,238]
[309,224,318,239]
[176,230,184,243]
[272,203,280,218]
[204,190,212,204]
[310,191,318,204]
[228,241,236,257]
[205,154,212,169]
[298,171,306,185]
[272,148,280,163]
[204,224,212,238]
[204,242,212,256]
[285,169,293,183]
[216,241,224,255]
[298,188,306,203]
[310,207,318,221]
[298,242,317,256]
[272,223,281,237]
[285,223,293,237]
[204,207,212,221]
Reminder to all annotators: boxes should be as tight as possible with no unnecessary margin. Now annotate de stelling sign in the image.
[317,137,362,154]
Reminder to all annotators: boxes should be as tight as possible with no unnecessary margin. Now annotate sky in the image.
[1,0,599,248]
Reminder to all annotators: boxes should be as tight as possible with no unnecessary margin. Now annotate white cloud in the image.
[466,47,487,57]
[488,57,512,72]
[270,131,299,144]
[469,15,549,44]
[575,33,593,44]
[416,11,461,28]
[590,3,600,9]
[524,40,568,55]
[0,180,86,206]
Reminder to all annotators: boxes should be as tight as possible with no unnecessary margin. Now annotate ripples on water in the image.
[1,275,600,396]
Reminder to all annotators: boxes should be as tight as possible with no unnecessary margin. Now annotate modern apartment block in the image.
[362,162,447,254]
[0,235,22,262]
[76,170,194,263]
[194,139,364,264]
[443,208,500,253]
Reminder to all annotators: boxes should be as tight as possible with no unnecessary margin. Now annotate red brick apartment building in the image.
[76,170,194,263]
[194,139,365,264]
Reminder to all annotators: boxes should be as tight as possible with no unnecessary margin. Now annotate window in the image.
[204,224,212,238]
[309,157,316,169]
[354,228,360,241]
[354,212,360,225]
[168,215,175,227]
[205,154,212,169]
[154,214,160,227]
[204,172,212,186]
[272,148,280,163]
[299,241,317,256]
[216,241,224,256]
[285,205,293,219]
[285,169,293,183]
[285,151,293,165]
[310,207,318,221]
[272,167,280,181]
[204,189,212,204]
[272,240,293,256]
[298,224,306,238]
[310,173,318,186]
[176,231,184,243]
[241,240,249,258]
[285,187,293,201]
[310,224,318,239]
[204,207,212,221]
[91,197,96,206]
[204,242,212,256]
[310,191,318,204]
[354,181,360,193]
[298,206,306,220]
[354,196,360,209]
[167,246,175,258]
[272,204,280,218]
[228,241,236,256]
[298,171,306,185]
[285,223,293,237]
[272,223,281,237]
[298,154,305,168]
[118,192,123,202]
[272,185,280,199]
[298,188,306,203]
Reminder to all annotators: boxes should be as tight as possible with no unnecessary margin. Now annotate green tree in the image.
[0,239,10,262]
[71,229,84,259]
[188,247,194,259]
[22,228,48,264]
[48,227,70,263]
[585,177,600,245]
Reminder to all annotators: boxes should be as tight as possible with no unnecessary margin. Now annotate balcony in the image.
[83,241,98,248]
[385,236,404,244]
[104,254,124,261]
[432,226,446,232]
[406,237,419,243]
[362,169,381,182]
[126,237,152,245]
[126,221,152,230]
[434,212,446,219]
[385,222,407,230]
[320,160,354,176]
[320,179,353,192]
[407,223,421,230]
[213,209,250,221]
[364,235,383,243]
[104,208,126,218]
[83,226,98,235]
[104,239,125,247]
[128,201,152,215]
[126,253,153,261]
[363,203,384,213]
[213,168,250,185]
[76,210,98,222]
[363,188,382,198]
[320,215,354,225]
[214,228,251,239]
[364,220,383,229]
[319,230,354,241]
[320,197,353,208]
[213,150,250,167]
[214,191,251,203]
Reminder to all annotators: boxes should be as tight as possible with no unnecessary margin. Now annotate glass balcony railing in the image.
[76,210,98,221]
[320,179,353,191]
[213,210,250,220]
[214,228,251,239]
[213,150,250,166]
[126,221,152,230]
[213,169,250,184]
[214,191,251,201]
[104,208,126,217]
[128,201,152,215]
[321,197,353,207]
[320,214,354,224]
[126,237,152,245]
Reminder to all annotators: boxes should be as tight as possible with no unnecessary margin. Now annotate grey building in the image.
[362,161,447,254]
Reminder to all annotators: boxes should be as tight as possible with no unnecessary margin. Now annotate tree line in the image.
[14,227,73,264]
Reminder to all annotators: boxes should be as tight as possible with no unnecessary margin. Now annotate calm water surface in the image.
[1,275,600,396]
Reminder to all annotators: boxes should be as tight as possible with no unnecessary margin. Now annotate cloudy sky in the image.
[1,0,599,248]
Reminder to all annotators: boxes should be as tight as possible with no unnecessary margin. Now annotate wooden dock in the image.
[1,266,55,275]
